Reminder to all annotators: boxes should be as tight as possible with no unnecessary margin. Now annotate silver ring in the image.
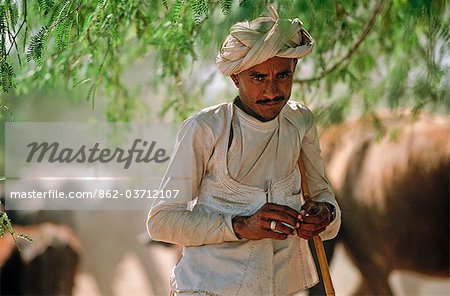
[270,221,277,230]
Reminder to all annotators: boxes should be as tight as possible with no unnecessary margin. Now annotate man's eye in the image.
[252,76,264,81]
[277,73,289,78]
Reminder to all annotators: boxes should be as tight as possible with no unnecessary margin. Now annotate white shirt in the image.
[147,101,341,295]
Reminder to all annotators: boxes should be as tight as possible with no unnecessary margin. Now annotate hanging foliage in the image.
[0,0,448,122]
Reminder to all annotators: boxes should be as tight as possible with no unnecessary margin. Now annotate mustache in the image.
[255,96,287,105]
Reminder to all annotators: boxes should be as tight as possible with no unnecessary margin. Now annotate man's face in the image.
[231,57,297,122]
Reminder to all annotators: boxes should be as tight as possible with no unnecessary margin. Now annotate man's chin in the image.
[258,109,283,121]
[259,103,286,120]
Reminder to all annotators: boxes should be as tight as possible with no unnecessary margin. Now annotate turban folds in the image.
[216,6,314,76]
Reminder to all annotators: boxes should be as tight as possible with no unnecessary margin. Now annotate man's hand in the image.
[296,200,332,240]
[232,203,300,240]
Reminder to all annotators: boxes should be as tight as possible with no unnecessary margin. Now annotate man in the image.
[147,6,341,295]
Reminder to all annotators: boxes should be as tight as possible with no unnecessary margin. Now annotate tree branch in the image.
[0,1,82,65]
[5,5,22,66]
[294,0,386,84]
[0,0,27,65]
[48,1,82,31]
[7,24,22,67]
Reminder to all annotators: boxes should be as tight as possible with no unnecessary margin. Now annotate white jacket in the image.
[147,101,341,295]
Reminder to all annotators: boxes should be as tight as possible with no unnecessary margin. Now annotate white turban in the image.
[216,5,314,76]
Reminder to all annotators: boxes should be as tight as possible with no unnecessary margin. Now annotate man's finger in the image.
[299,223,327,233]
[297,225,327,239]
[262,211,298,229]
[300,211,328,224]
[263,203,299,219]
[263,229,289,240]
[298,222,319,232]
[299,201,319,216]
[265,220,296,235]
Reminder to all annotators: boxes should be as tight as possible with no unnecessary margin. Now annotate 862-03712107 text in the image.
[8,189,180,199]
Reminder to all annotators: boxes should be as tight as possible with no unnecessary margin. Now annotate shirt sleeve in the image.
[301,108,341,240]
[146,116,240,247]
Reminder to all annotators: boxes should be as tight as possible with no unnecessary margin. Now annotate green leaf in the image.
[192,0,209,24]
[55,19,72,52]
[0,58,15,92]
[36,0,55,16]
[220,0,233,14]
[6,1,19,28]
[387,60,409,109]
[0,5,6,36]
[87,82,98,109]
[172,0,185,21]
[73,78,91,88]
[5,216,15,235]
[27,26,49,67]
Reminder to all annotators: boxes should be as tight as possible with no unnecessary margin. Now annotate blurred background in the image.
[0,0,449,295]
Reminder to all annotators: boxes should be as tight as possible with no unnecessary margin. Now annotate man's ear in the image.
[230,74,239,88]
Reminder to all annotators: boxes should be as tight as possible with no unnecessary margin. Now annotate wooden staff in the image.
[298,155,336,296]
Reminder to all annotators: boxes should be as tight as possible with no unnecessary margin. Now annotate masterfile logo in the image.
[5,122,191,210]
[25,139,170,169]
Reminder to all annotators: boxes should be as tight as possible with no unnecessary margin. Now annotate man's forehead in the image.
[242,57,295,74]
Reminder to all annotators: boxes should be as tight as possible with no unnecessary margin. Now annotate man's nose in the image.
[263,80,280,99]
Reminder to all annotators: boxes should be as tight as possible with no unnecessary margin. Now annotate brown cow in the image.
[0,223,81,295]
[320,112,450,295]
